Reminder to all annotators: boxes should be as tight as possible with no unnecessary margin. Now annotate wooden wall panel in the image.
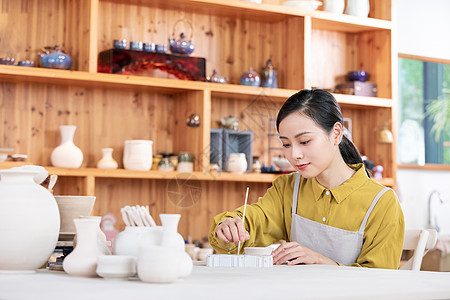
[341,106,393,178]
[173,90,210,171]
[0,0,92,71]
[310,29,391,99]
[91,176,272,241]
[310,29,357,90]
[357,30,392,99]
[0,81,178,167]
[96,2,304,90]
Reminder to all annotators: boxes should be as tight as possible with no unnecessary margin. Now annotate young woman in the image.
[208,89,404,269]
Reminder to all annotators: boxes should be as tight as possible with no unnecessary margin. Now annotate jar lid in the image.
[178,152,193,162]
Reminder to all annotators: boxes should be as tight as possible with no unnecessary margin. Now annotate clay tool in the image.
[237,186,249,255]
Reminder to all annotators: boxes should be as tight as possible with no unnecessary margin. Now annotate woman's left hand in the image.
[271,241,338,265]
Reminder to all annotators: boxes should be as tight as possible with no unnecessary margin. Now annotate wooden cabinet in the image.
[0,0,396,240]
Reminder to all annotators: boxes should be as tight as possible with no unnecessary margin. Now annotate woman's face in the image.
[278,112,341,178]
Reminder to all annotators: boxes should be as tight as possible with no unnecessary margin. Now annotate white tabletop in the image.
[1,265,450,300]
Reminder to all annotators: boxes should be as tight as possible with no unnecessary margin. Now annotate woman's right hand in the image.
[215,217,250,246]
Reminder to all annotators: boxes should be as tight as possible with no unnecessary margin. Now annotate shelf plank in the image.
[0,66,392,108]
[101,0,391,32]
[44,167,279,183]
[0,162,394,185]
[333,93,393,108]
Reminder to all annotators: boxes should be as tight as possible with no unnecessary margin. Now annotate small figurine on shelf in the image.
[169,19,195,55]
[373,165,383,180]
[100,213,119,253]
[220,115,239,130]
[260,59,278,88]
[240,67,261,87]
[207,70,228,84]
[38,45,72,70]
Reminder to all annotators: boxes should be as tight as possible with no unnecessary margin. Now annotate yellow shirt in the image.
[208,164,405,269]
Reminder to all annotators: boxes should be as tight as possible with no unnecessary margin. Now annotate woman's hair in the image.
[276,89,368,175]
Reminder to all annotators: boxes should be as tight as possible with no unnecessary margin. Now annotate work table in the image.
[1,265,450,299]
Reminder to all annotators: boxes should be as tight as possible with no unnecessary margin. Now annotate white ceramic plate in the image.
[282,0,322,10]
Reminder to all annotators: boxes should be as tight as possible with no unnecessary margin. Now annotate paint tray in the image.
[206,254,273,267]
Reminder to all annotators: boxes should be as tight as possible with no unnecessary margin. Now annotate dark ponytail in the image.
[276,89,369,176]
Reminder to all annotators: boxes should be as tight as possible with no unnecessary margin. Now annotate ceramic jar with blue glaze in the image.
[261,59,278,88]
[38,46,72,70]
[240,67,261,87]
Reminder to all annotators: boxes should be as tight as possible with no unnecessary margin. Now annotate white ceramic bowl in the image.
[244,247,273,256]
[282,0,322,10]
[96,255,136,280]
[54,196,96,233]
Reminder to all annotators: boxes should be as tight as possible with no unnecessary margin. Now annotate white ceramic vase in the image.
[0,169,60,273]
[345,0,370,18]
[160,214,193,278]
[63,217,104,277]
[323,0,345,14]
[123,140,153,171]
[51,125,83,168]
[113,226,163,258]
[227,153,248,174]
[97,148,118,169]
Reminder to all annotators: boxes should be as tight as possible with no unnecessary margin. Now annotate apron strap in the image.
[292,172,301,215]
[359,187,391,232]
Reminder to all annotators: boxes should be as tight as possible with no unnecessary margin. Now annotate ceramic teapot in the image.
[220,115,239,130]
[168,19,195,55]
[38,45,72,70]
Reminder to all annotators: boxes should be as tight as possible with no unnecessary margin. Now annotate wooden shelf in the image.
[102,0,391,32]
[46,167,279,183]
[0,66,392,108]
[0,162,394,187]
[398,164,450,171]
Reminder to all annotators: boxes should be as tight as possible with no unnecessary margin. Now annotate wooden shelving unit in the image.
[0,0,397,239]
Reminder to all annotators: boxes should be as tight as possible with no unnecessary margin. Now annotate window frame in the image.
[397,53,450,170]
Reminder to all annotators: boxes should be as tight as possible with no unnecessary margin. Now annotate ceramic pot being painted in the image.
[51,125,83,168]
[0,168,60,273]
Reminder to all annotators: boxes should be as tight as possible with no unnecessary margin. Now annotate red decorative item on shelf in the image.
[97,48,206,81]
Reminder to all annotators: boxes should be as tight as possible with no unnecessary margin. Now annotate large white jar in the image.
[113,226,163,258]
[123,140,153,171]
[0,169,60,273]
[227,153,248,174]
[323,0,345,14]
[51,125,83,168]
[345,0,370,18]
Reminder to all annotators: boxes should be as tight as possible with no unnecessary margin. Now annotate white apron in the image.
[290,172,390,265]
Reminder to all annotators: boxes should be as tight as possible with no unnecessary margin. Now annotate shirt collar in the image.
[311,163,368,203]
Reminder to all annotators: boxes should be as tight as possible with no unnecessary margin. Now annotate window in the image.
[398,55,450,165]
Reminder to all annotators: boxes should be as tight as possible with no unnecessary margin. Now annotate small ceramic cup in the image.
[113,39,127,49]
[96,255,136,280]
[18,60,35,67]
[130,41,143,51]
[137,245,180,283]
[143,42,156,52]
[155,44,168,54]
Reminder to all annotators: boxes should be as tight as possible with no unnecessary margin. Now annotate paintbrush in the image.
[237,186,249,255]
